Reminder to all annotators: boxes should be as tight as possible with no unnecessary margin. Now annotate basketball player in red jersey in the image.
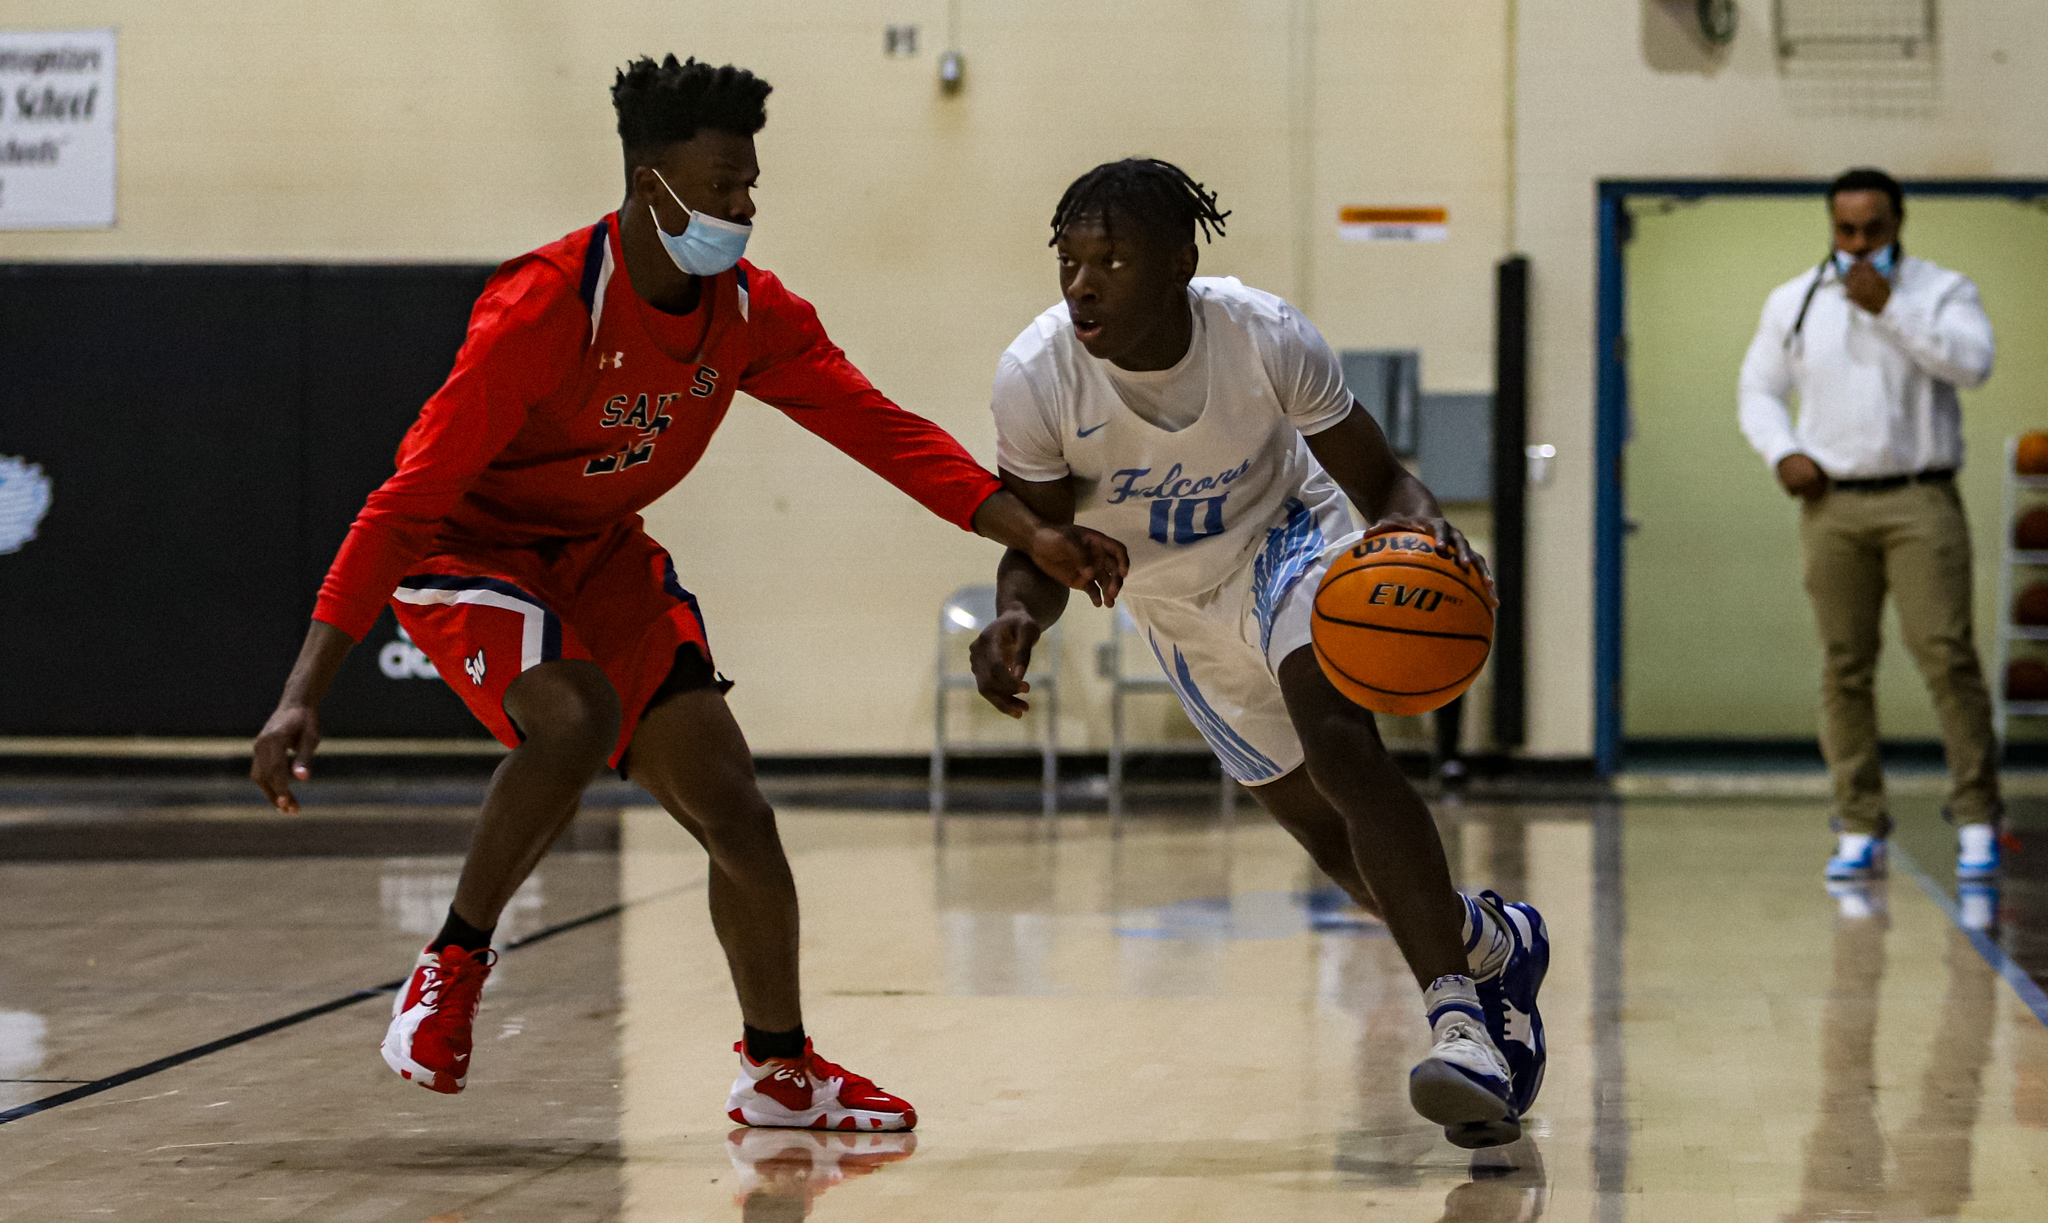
[249,56,1126,1132]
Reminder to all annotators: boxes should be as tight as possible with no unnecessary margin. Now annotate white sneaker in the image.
[1825,833,1887,881]
[1409,975,1519,1149]
[1957,823,2000,881]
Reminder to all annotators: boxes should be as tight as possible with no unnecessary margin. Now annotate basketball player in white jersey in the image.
[968,159,1549,1148]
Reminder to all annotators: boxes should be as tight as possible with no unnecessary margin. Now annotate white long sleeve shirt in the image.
[1737,253,1994,478]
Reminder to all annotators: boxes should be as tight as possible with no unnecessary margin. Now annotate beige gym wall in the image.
[0,1,1511,755]
[30,3,2044,759]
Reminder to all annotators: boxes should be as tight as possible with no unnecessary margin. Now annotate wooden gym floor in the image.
[0,781,2043,1220]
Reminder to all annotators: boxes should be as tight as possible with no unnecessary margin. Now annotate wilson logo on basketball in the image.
[1354,534,1451,560]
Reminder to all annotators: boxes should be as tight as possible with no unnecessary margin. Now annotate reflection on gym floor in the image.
[619,802,1590,1221]
[0,792,2044,1220]
[1778,882,2000,1222]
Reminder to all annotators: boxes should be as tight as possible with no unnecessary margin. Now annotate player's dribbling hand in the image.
[970,611,1042,717]
[251,703,321,814]
[1026,524,1128,607]
[1367,517,1496,602]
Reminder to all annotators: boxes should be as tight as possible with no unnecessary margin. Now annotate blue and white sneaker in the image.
[1956,823,2000,881]
[1824,834,1887,881]
[1410,975,1519,1149]
[1474,891,1548,1117]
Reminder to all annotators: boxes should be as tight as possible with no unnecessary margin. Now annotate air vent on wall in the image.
[1774,0,1939,118]
[1775,0,1936,61]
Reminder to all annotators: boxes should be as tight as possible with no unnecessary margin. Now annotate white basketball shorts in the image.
[1121,499,1364,786]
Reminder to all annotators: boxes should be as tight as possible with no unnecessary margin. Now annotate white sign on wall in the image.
[0,29,115,230]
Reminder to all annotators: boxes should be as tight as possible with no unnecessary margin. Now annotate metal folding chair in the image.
[931,586,1060,835]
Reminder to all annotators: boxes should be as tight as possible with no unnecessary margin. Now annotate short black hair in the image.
[1049,158,1230,248]
[1828,167,1904,219]
[611,55,771,180]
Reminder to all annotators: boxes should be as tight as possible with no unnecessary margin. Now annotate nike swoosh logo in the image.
[1077,422,1108,438]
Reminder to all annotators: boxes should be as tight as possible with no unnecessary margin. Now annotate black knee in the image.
[504,662,621,764]
[1297,704,1388,777]
[1277,647,1389,768]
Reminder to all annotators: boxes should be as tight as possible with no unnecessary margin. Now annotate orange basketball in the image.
[2018,431,2048,475]
[1311,531,1496,715]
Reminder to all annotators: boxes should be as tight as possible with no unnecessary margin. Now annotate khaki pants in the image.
[1799,482,2001,835]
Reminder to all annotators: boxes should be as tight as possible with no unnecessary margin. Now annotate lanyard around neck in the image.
[1785,243,1900,350]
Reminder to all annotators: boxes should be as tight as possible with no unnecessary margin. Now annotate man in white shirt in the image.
[1739,167,2001,883]
[967,158,1548,1149]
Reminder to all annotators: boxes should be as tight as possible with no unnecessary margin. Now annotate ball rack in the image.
[1994,435,2048,739]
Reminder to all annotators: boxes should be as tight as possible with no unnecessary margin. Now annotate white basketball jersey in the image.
[991,277,1356,599]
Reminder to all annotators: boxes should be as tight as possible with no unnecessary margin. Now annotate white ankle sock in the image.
[1422,974,1485,1039]
[1836,833,1876,859]
[1459,894,1511,981]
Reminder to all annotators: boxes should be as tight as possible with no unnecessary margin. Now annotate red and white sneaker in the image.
[726,1039,917,1131]
[379,944,495,1095]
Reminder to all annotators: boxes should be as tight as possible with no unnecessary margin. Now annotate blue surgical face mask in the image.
[648,169,751,276]
[1834,244,1897,279]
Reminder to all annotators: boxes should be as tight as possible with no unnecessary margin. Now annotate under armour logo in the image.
[463,650,486,686]
[598,350,626,369]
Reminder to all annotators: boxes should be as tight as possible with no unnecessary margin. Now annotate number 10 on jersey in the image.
[1149,494,1228,545]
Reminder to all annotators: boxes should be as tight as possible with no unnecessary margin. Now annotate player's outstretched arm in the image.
[969,488,1127,609]
[251,620,355,814]
[734,267,1126,599]
[1305,401,1490,585]
[971,473,1086,718]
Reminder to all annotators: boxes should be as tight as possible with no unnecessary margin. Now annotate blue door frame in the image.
[1592,177,2048,777]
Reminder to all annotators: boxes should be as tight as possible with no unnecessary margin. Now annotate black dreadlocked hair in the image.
[611,55,772,184]
[1049,158,1230,248]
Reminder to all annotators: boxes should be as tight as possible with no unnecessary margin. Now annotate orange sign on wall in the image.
[1338,206,1449,243]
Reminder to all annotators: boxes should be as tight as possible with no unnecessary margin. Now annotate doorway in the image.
[1595,181,2048,773]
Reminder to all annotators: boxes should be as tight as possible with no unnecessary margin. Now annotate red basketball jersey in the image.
[313,214,1000,640]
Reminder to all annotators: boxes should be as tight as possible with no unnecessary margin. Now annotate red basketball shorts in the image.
[389,523,714,765]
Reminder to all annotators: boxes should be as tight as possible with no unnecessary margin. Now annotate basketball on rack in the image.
[2016,508,2048,551]
[2017,583,2048,626]
[1310,531,1496,716]
[2017,431,2048,475]
[2009,659,2048,701]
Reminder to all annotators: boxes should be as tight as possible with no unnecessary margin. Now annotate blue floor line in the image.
[1891,843,2048,1028]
